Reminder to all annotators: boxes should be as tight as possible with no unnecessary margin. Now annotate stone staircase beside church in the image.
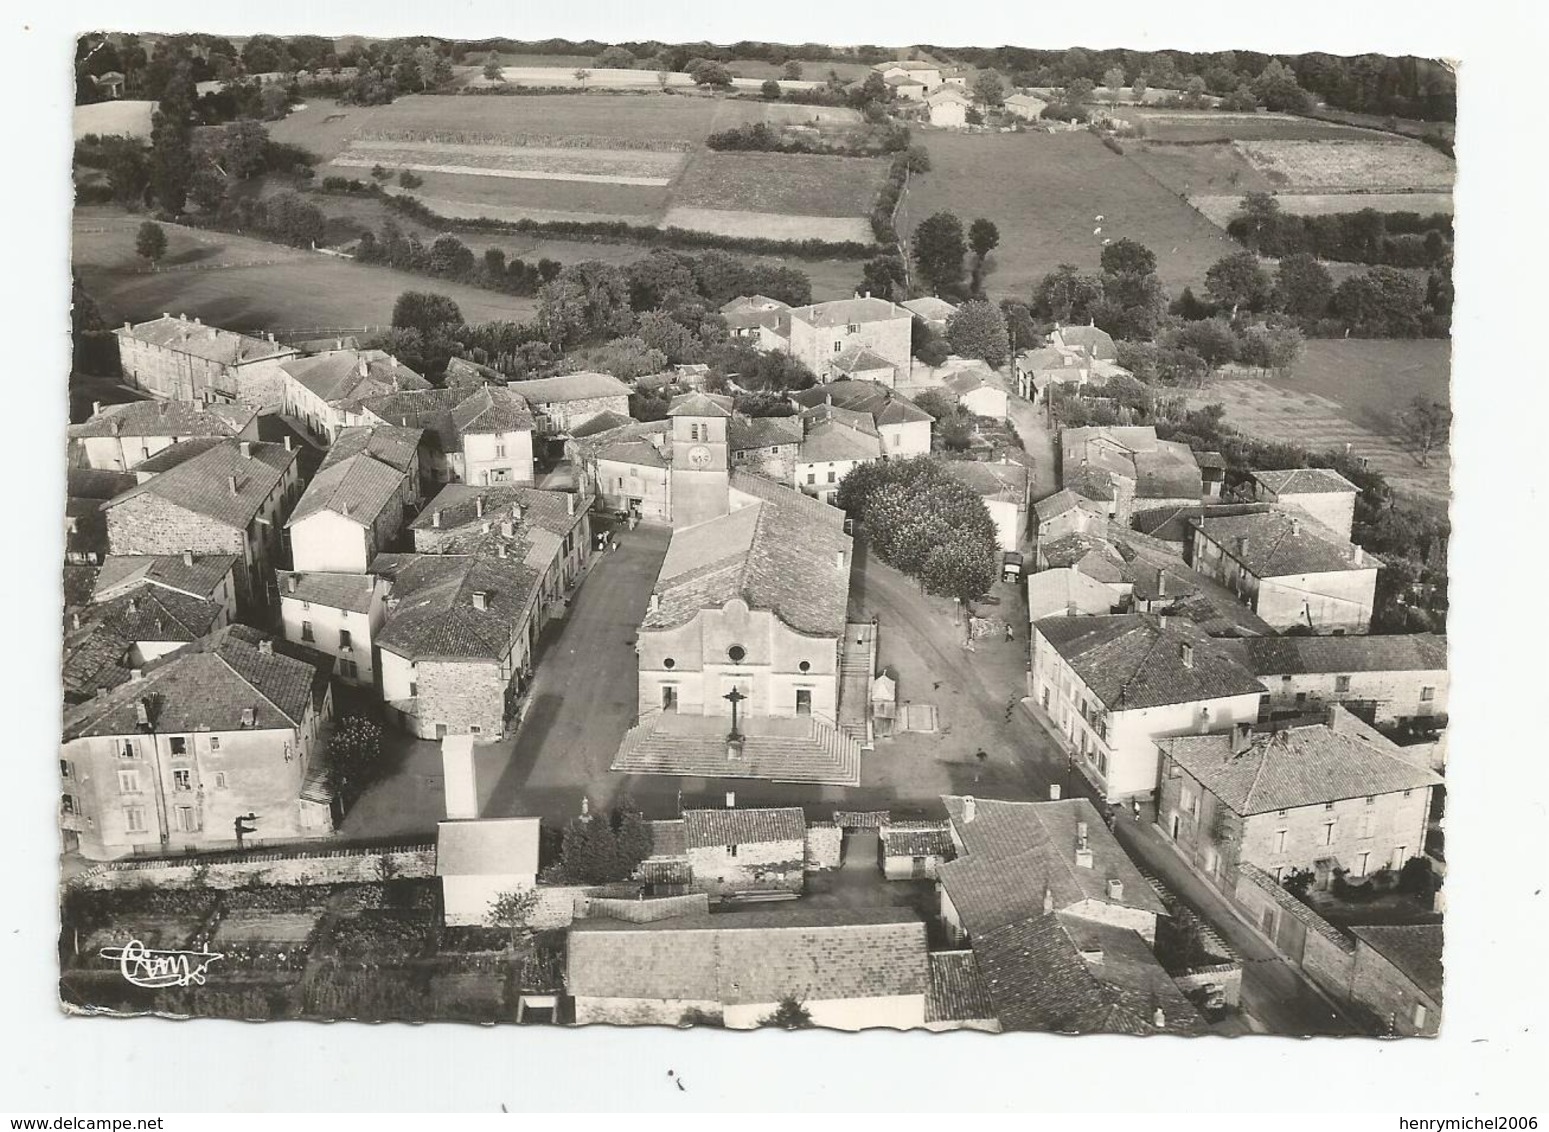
[610,715,862,787]
[837,621,875,746]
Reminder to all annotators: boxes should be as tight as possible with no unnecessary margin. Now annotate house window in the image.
[728,844,739,857]
[123,806,147,832]
[1325,802,1335,812]
[62,793,77,815]
[1403,789,1413,799]
[1360,813,1376,839]
[175,806,198,833]
[1392,846,1408,870]
[833,341,842,352]
[826,470,837,484]
[1335,675,1351,693]
[214,772,227,790]
[1420,686,1436,702]
[495,444,505,458]
[846,323,859,334]
[806,472,816,485]
[1365,795,1376,805]
[169,737,188,756]
[1277,809,1287,817]
[120,741,138,760]
[118,770,141,794]
[340,658,358,680]
[1294,692,1307,706]
[173,769,192,792]
[409,682,418,698]
[1274,829,1288,853]
[301,621,314,642]
[208,736,220,751]
[1324,821,1336,845]
[339,629,353,650]
[1356,851,1371,877]
[60,760,73,780]
[1273,866,1284,882]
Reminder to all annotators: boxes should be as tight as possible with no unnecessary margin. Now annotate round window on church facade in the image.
[798,661,811,673]
[663,658,675,670]
[727,645,746,663]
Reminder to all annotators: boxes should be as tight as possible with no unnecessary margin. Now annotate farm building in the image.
[1235,633,1448,727]
[873,61,944,91]
[69,400,260,472]
[884,73,927,101]
[276,569,392,688]
[721,295,792,352]
[566,907,930,1030]
[1033,489,1106,547]
[286,426,422,574]
[1003,92,1049,121]
[729,415,804,485]
[103,439,301,613]
[59,625,335,860]
[879,821,956,880]
[1251,468,1360,540]
[1029,614,1266,802]
[436,816,541,927]
[944,460,1031,552]
[1157,706,1442,891]
[280,348,433,444]
[680,807,807,898]
[115,315,300,410]
[507,372,631,437]
[925,85,973,128]
[1190,508,1378,634]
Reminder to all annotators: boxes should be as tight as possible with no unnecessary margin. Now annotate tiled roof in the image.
[93,554,236,603]
[1062,426,1202,502]
[901,296,958,321]
[1034,489,1094,522]
[130,436,229,475]
[730,415,802,452]
[435,817,541,877]
[1052,324,1118,361]
[277,570,382,615]
[648,819,686,858]
[790,380,932,427]
[106,441,297,530]
[69,400,257,440]
[570,410,636,438]
[319,425,422,475]
[411,483,584,540]
[925,950,996,1023]
[944,460,1029,504]
[80,586,223,645]
[61,619,136,702]
[719,294,790,315]
[599,439,669,469]
[63,625,327,739]
[788,297,907,329]
[975,913,1205,1035]
[1026,568,1120,621]
[376,554,540,661]
[1159,706,1442,815]
[450,384,536,435]
[682,807,805,849]
[1240,633,1447,676]
[566,907,929,1007]
[800,419,883,464]
[926,86,973,105]
[938,796,1167,938]
[1253,468,1359,496]
[63,565,100,610]
[1349,924,1443,1005]
[1034,613,1265,711]
[832,346,896,375]
[509,371,630,405]
[667,391,734,418]
[289,450,408,528]
[800,402,879,436]
[1195,510,1372,578]
[880,822,956,858]
[642,471,851,638]
[280,349,430,404]
[1039,533,1127,582]
[943,369,998,396]
[117,316,295,367]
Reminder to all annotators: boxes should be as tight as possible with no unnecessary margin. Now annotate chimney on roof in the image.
[1076,819,1089,846]
[1236,535,1250,556]
[471,590,488,612]
[1156,568,1166,597]
[286,574,298,594]
[567,494,577,517]
[97,685,109,699]
[1049,784,1062,801]
[1234,720,1254,749]
[193,316,201,326]
[158,400,168,417]
[1042,884,1054,914]
[336,339,343,350]
[267,333,276,344]
[500,519,514,539]
[239,441,252,459]
[1158,613,1169,631]
[342,502,352,519]
[1153,1007,1166,1029]
[123,322,132,332]
[725,791,736,809]
[92,401,101,417]
[481,521,492,534]
[649,593,660,613]
[1197,705,1212,734]
[385,596,399,614]
[127,597,138,615]
[228,474,239,495]
[475,495,485,518]
[358,357,369,378]
[1289,516,1300,536]
[1353,545,1365,566]
[1107,877,1124,901]
[1180,642,1194,669]
[283,435,293,452]
[1075,844,1094,869]
[134,699,149,725]
[183,548,195,567]
[825,392,833,407]
[258,639,273,656]
[963,796,976,823]
[1066,601,1078,616]
[497,542,508,559]
[431,510,442,529]
[130,668,144,683]
[70,611,81,630]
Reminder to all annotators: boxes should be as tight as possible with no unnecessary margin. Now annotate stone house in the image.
[1033,489,1106,549]
[276,570,391,688]
[1347,924,1442,1037]
[1061,426,1203,526]
[680,807,806,897]
[103,439,302,613]
[729,415,803,486]
[566,907,930,1030]
[570,419,673,523]
[59,625,335,860]
[1190,507,1379,634]
[794,413,883,506]
[352,384,536,491]
[279,348,433,444]
[1251,468,1360,540]
[286,427,423,574]
[506,372,631,437]
[784,297,913,383]
[1157,706,1442,890]
[69,400,260,472]
[873,60,944,92]
[945,459,1031,552]
[1030,614,1266,801]
[1003,92,1049,120]
[789,380,934,457]
[1237,633,1448,727]
[436,816,541,927]
[925,85,972,127]
[115,315,299,409]
[720,295,792,352]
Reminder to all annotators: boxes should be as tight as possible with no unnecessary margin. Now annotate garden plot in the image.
[1234,139,1455,192]
[664,149,885,243]
[81,916,208,957]
[1128,110,1379,143]
[211,910,325,948]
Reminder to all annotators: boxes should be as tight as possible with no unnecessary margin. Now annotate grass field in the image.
[900,130,1239,297]
[1127,110,1384,143]
[672,149,885,233]
[1235,139,1456,192]
[73,210,535,331]
[1190,190,1455,228]
[1194,338,1452,503]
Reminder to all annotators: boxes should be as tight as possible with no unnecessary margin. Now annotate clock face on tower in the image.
[686,444,713,469]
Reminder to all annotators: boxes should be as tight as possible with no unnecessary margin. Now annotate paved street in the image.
[1004,390,1059,502]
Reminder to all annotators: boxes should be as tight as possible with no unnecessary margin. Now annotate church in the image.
[613,393,865,786]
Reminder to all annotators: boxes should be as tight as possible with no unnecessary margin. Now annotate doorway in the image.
[661,686,678,713]
[1169,812,1180,840]
[795,689,812,715]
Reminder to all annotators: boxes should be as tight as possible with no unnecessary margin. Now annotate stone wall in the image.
[416,658,510,739]
[1234,862,1357,999]
[71,842,436,891]
[687,841,805,897]
[805,823,842,871]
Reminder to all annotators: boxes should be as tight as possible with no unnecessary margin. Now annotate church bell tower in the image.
[667,392,733,530]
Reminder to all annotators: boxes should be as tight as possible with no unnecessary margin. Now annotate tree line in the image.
[1229,193,1451,269]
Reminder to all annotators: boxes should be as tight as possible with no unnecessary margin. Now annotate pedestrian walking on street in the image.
[1132,799,1142,822]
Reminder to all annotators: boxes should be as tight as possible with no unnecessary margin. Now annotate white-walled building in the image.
[944,460,1031,552]
[114,315,299,408]
[69,401,261,472]
[1251,468,1361,540]
[280,349,432,443]
[436,817,541,926]
[1237,634,1448,727]
[786,297,913,384]
[286,427,423,574]
[1030,614,1266,801]
[789,380,933,457]
[925,85,972,127]
[353,385,536,489]
[276,569,392,687]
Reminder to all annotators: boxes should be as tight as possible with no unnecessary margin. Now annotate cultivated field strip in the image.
[360,127,693,152]
[1234,139,1456,192]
